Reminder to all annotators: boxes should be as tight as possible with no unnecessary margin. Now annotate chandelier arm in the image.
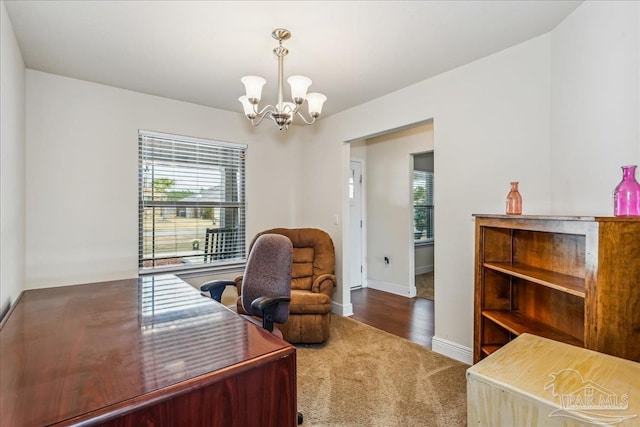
[282,103,298,116]
[250,105,276,126]
[294,110,318,125]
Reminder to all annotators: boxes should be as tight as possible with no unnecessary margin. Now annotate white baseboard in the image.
[367,279,416,298]
[332,301,353,317]
[415,265,434,275]
[432,336,473,365]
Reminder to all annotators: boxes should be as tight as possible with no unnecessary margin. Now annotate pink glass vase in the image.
[506,182,522,215]
[613,165,640,217]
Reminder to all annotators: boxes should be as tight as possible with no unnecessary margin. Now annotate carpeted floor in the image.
[296,314,468,426]
[415,272,434,300]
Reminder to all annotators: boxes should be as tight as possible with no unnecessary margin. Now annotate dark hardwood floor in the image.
[350,287,434,348]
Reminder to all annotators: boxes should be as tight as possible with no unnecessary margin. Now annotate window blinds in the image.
[413,170,434,241]
[138,130,247,272]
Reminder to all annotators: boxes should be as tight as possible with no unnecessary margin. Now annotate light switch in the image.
[333,214,339,225]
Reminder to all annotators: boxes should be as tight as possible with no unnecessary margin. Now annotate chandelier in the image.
[239,29,327,131]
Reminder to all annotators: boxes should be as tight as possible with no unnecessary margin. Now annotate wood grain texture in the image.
[473,215,640,364]
[0,274,296,427]
[92,355,296,427]
[350,287,434,348]
[591,220,640,361]
[481,317,511,348]
[512,230,585,278]
[513,278,585,341]
[484,262,585,297]
[480,269,511,310]
[481,310,583,347]
[468,334,640,426]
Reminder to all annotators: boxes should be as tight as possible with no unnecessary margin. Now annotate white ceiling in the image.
[5,0,582,119]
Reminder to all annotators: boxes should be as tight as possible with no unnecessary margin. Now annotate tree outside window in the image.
[139,131,246,272]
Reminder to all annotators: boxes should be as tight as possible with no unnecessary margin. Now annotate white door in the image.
[349,160,364,289]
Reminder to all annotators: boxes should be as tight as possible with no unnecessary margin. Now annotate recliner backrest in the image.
[249,228,335,291]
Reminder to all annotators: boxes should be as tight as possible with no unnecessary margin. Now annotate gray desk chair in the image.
[201,233,303,424]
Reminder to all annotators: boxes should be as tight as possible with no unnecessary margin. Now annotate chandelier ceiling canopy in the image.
[239,29,326,131]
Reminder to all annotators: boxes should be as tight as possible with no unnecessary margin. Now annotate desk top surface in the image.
[0,274,293,427]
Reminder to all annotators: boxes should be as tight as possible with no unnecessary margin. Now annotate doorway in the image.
[348,123,433,298]
[413,152,434,301]
[347,123,435,348]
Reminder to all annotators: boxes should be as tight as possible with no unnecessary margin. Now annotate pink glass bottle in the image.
[506,182,522,215]
[613,165,640,217]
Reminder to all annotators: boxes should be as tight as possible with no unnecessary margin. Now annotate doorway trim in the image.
[348,158,365,290]
[341,119,434,315]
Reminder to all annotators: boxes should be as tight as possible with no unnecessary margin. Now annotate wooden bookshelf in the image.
[482,310,584,347]
[480,345,501,357]
[473,214,640,364]
[483,262,585,297]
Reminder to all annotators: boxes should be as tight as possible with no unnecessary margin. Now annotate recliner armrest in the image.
[251,295,291,332]
[235,275,244,295]
[200,280,235,302]
[312,273,337,295]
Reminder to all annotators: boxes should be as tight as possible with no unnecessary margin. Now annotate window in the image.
[413,170,434,243]
[139,130,246,273]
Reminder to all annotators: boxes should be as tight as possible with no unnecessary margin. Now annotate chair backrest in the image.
[204,227,238,262]
[241,234,293,323]
[249,228,335,291]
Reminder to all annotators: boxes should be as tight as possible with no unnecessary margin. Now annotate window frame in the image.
[138,130,247,275]
[413,169,434,245]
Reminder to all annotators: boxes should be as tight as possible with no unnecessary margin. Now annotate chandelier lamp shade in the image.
[239,29,327,131]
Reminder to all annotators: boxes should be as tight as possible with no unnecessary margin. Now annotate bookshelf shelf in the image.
[473,214,640,364]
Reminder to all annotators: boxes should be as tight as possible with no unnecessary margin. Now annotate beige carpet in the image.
[415,272,434,300]
[296,315,468,426]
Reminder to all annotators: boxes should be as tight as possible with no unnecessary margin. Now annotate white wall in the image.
[25,70,303,289]
[364,124,433,297]
[0,1,26,316]
[303,1,640,364]
[301,34,552,362]
[415,245,434,275]
[550,1,640,214]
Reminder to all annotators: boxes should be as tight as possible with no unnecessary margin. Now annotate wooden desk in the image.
[0,275,297,427]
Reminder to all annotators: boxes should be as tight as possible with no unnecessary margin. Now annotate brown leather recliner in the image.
[236,228,336,344]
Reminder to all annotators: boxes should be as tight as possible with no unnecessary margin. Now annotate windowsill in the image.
[139,261,246,278]
[178,263,245,279]
[414,240,434,247]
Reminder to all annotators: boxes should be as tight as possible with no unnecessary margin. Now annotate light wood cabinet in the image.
[473,214,640,364]
[467,334,640,426]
